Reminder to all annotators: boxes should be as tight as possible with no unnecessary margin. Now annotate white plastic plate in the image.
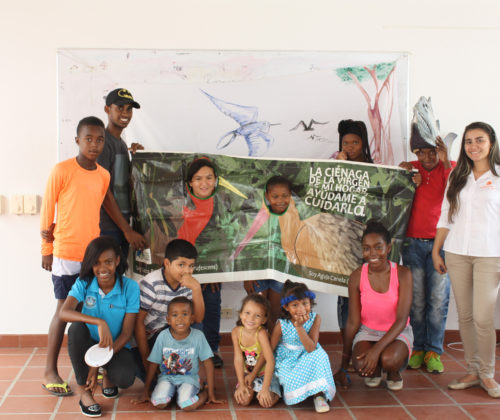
[84,344,113,367]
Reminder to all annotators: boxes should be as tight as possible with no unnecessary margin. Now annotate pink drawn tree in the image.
[336,62,396,165]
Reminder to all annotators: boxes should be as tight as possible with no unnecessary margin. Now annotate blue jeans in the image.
[201,284,221,352]
[402,237,450,354]
[254,279,284,294]
[337,296,349,329]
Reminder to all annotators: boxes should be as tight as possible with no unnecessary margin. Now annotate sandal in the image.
[79,399,101,417]
[42,381,73,397]
[313,395,330,413]
[386,371,404,391]
[364,376,382,388]
[334,368,351,388]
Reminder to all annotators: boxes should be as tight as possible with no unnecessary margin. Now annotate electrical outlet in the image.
[221,308,233,319]
[10,195,23,215]
[23,194,38,215]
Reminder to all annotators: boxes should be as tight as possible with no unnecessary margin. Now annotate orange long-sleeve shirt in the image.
[40,158,110,262]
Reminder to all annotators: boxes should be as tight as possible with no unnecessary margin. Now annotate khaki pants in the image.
[445,252,500,379]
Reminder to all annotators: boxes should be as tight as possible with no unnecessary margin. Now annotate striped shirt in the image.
[139,268,192,338]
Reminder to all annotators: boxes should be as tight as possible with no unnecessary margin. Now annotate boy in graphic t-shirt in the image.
[133,297,223,410]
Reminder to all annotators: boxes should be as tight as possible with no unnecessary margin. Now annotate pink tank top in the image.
[360,261,408,331]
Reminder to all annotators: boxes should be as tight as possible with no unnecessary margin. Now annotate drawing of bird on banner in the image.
[202,90,279,156]
[289,119,329,131]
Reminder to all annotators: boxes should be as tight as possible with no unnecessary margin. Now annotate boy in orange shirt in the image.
[40,116,112,396]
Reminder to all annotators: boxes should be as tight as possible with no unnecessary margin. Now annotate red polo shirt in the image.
[406,160,456,239]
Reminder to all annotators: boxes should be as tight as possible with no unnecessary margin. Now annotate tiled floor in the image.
[0,343,499,419]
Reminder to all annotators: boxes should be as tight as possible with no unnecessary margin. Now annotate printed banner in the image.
[131,152,415,296]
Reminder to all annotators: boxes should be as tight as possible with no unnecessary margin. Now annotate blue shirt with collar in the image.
[68,275,140,347]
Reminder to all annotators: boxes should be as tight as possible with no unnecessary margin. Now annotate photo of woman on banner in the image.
[232,173,365,316]
[176,157,225,367]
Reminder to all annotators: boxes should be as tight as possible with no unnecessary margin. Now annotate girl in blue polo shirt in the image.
[60,236,140,418]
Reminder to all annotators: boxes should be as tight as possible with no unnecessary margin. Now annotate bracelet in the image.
[342,353,351,358]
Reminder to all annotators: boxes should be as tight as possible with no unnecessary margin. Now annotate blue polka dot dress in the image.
[274,312,336,405]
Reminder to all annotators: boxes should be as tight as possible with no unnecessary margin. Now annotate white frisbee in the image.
[84,344,113,367]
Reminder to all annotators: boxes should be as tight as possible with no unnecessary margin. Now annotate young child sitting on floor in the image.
[271,280,335,413]
[232,294,281,408]
[133,296,223,410]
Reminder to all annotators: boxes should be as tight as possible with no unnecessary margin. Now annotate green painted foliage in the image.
[335,61,396,83]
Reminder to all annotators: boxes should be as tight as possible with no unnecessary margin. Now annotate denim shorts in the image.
[51,273,79,300]
[254,280,284,294]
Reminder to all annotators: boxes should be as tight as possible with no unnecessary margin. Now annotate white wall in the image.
[1,0,499,334]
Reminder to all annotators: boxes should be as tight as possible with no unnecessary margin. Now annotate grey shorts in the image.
[353,324,414,355]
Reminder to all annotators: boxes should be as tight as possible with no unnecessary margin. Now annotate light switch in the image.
[24,194,38,215]
[10,195,23,215]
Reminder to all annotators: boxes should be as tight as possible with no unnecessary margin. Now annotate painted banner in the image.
[131,152,415,296]
[58,50,409,165]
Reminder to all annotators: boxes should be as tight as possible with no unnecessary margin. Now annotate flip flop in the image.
[334,368,351,388]
[340,368,352,386]
[42,381,73,396]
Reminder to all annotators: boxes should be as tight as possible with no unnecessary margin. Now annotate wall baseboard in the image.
[1,330,498,348]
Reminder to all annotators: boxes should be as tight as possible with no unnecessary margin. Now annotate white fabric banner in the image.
[57,49,408,164]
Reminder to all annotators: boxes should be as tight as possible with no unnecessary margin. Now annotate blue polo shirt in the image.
[68,275,140,347]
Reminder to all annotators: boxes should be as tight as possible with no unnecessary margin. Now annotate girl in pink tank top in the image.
[338,222,413,392]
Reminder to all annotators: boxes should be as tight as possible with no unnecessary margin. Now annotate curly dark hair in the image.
[279,280,316,320]
[362,220,391,245]
[168,296,194,314]
[76,116,105,136]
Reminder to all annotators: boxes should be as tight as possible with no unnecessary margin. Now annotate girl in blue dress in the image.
[271,280,335,413]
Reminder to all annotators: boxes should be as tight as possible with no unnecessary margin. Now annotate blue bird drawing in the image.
[202,90,279,156]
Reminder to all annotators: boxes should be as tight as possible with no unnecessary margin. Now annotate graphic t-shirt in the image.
[148,328,213,387]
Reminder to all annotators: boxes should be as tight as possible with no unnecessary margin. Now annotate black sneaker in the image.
[212,353,224,368]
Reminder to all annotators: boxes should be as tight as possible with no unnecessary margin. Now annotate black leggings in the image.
[67,322,135,388]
